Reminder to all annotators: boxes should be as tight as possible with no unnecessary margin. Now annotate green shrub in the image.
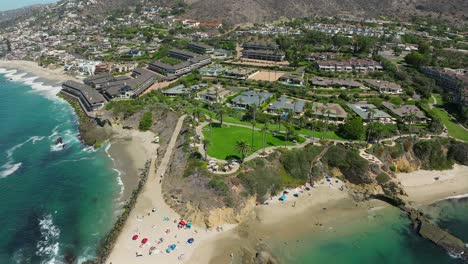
[139,112,153,131]
[280,146,324,181]
[376,172,390,184]
[413,140,453,170]
[323,146,371,184]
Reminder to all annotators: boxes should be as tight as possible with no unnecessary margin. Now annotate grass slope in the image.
[202,125,298,160]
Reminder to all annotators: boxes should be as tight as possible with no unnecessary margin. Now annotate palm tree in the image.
[235,140,251,163]
[207,116,213,144]
[260,122,269,153]
[215,104,229,126]
[251,120,256,148]
[366,109,377,143]
[202,139,210,161]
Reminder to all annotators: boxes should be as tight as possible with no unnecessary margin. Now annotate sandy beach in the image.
[106,115,240,264]
[0,59,74,85]
[397,164,468,206]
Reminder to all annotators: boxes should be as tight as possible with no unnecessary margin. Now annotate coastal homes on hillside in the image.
[267,96,306,114]
[311,103,348,122]
[231,90,273,109]
[382,102,428,123]
[363,79,403,94]
[309,77,362,88]
[347,103,393,123]
[62,80,106,112]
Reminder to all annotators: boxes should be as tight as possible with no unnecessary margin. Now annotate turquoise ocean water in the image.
[0,69,120,263]
[275,198,468,264]
[0,0,57,11]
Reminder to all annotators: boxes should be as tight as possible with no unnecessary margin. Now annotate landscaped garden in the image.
[202,124,304,160]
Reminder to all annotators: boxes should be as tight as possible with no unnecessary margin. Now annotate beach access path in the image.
[107,115,234,264]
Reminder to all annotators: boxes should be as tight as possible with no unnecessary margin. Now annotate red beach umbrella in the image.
[132,235,139,240]
[179,220,186,226]
[141,238,148,244]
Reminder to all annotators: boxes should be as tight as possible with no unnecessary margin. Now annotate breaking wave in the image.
[0,136,45,178]
[0,68,62,101]
[35,214,60,264]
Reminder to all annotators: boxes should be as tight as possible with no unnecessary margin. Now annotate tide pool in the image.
[0,69,120,263]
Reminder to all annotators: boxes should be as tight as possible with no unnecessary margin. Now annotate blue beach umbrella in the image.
[187,238,194,244]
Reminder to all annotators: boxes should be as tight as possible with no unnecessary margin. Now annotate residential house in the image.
[381,102,427,123]
[231,90,273,109]
[267,96,306,114]
[363,79,403,94]
[347,103,393,123]
[278,70,305,86]
[197,86,232,103]
[316,59,383,72]
[311,103,348,121]
[200,64,227,76]
[224,68,258,80]
[309,77,362,88]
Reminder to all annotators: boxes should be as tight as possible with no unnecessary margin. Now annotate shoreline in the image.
[0,59,76,86]
[397,164,468,206]
[188,165,468,263]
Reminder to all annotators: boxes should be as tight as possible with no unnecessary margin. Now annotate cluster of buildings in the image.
[315,59,383,72]
[148,48,211,80]
[241,41,285,62]
[61,68,157,112]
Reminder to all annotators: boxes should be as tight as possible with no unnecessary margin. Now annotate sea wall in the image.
[83,160,151,264]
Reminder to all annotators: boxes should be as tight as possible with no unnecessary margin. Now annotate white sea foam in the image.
[1,68,62,101]
[438,193,468,201]
[35,214,60,264]
[1,136,45,178]
[49,129,80,152]
[82,146,97,153]
[0,162,22,178]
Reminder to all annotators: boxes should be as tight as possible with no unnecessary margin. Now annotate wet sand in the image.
[0,60,75,85]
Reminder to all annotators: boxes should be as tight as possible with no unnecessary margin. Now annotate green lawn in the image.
[299,129,344,140]
[431,107,468,141]
[202,125,300,160]
[428,94,468,142]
